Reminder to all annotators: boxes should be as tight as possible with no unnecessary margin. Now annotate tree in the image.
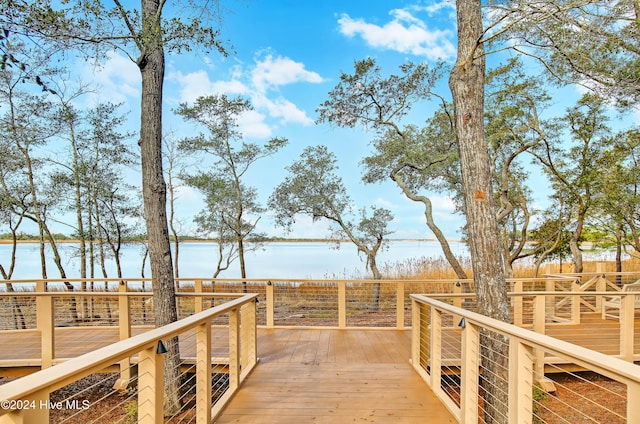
[269,145,394,309]
[185,173,258,281]
[2,0,228,412]
[0,57,68,274]
[83,103,138,281]
[597,128,640,268]
[529,206,573,275]
[529,93,614,273]
[0,129,28,329]
[484,58,551,276]
[500,0,640,108]
[176,94,288,287]
[449,1,510,422]
[163,132,190,279]
[316,59,471,278]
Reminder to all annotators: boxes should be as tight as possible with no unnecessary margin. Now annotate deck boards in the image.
[1,314,639,422]
[0,315,638,366]
[215,328,456,423]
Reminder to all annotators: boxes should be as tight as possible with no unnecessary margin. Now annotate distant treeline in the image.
[0,233,353,243]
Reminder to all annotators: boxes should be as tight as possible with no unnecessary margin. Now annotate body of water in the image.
[0,240,470,280]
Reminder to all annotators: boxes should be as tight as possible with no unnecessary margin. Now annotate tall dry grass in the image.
[378,255,640,280]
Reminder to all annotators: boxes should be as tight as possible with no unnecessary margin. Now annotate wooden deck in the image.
[0,327,455,423]
[1,314,638,422]
[0,326,232,372]
[216,328,455,423]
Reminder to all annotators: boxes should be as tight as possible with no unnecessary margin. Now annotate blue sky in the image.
[73,1,550,240]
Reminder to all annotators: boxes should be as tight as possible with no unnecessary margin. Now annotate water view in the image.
[1,240,471,280]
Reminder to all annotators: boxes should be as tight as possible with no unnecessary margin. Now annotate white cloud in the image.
[78,52,140,105]
[251,53,324,92]
[252,93,314,126]
[338,8,456,61]
[431,195,459,221]
[419,1,456,16]
[170,70,216,103]
[174,185,202,202]
[168,52,322,135]
[237,109,273,138]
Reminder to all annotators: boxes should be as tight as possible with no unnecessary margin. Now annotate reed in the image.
[379,256,640,280]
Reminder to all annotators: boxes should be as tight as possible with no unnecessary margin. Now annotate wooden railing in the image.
[1,277,475,330]
[2,271,640,422]
[410,293,640,423]
[1,272,638,331]
[0,293,258,423]
[0,290,243,371]
[0,274,596,330]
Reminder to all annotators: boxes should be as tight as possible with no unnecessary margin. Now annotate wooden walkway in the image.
[1,315,638,422]
[215,328,455,423]
[0,327,455,423]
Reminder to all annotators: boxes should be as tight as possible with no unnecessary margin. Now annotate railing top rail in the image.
[406,291,640,300]
[2,277,476,284]
[0,291,245,298]
[545,272,640,277]
[411,294,640,384]
[2,272,639,284]
[0,276,602,286]
[0,293,258,404]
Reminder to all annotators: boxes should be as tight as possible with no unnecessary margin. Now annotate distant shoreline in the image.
[0,238,452,244]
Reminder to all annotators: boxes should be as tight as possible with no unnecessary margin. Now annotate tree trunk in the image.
[139,0,180,414]
[449,1,510,423]
[238,237,248,292]
[69,115,88,319]
[368,251,382,310]
[570,208,585,273]
[168,174,180,280]
[392,173,469,279]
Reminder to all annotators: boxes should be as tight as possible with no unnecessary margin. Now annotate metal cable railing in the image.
[411,294,640,423]
[0,293,258,424]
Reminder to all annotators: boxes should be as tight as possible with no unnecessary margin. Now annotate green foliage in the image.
[124,400,137,423]
[493,1,639,108]
[176,93,287,277]
[532,385,549,423]
[269,145,394,279]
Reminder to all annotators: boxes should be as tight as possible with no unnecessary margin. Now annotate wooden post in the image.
[509,340,534,424]
[460,321,479,423]
[138,343,164,424]
[0,390,49,424]
[411,298,421,369]
[545,277,555,321]
[571,279,581,325]
[194,280,204,313]
[620,293,635,362]
[265,281,274,328]
[241,301,257,374]
[596,262,607,313]
[195,321,212,424]
[338,281,346,329]
[628,379,640,424]
[396,281,405,329]
[113,280,132,391]
[452,281,462,325]
[513,280,523,326]
[532,295,555,392]
[429,308,443,396]
[532,295,545,383]
[36,281,54,369]
[228,308,240,391]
